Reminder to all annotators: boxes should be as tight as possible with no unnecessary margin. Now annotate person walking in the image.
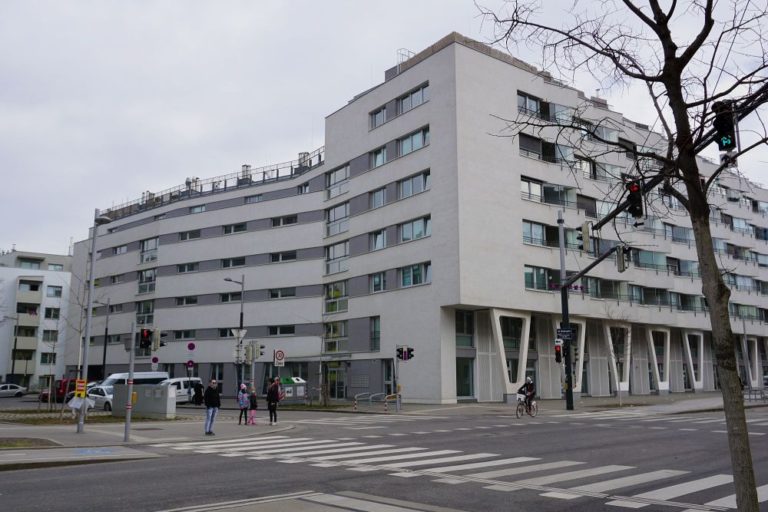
[266,377,282,425]
[248,387,258,425]
[237,383,249,425]
[203,379,221,435]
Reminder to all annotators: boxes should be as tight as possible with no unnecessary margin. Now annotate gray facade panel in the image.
[265,188,295,201]
[199,260,221,272]
[386,226,398,246]
[299,247,324,260]
[299,209,325,223]
[198,295,219,306]
[347,317,371,353]
[157,266,176,277]
[308,175,325,193]
[349,154,369,178]
[295,323,323,337]
[385,99,398,121]
[385,140,398,161]
[159,233,177,245]
[248,254,271,266]
[348,275,369,297]
[349,233,369,257]
[297,284,323,297]
[249,219,272,231]
[200,226,221,239]
[349,193,369,217]
[385,182,398,203]
[155,297,176,309]
[385,269,398,291]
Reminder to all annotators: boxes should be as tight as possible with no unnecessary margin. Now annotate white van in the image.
[101,371,169,387]
[161,377,203,404]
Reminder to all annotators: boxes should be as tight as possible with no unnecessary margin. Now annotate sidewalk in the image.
[0,391,764,471]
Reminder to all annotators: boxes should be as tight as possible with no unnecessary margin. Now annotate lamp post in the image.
[77,209,112,434]
[5,315,19,384]
[224,275,245,389]
[95,299,110,382]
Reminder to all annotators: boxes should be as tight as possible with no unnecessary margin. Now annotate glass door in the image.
[456,358,474,398]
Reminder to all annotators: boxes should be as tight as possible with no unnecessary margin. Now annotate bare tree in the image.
[479,1,767,509]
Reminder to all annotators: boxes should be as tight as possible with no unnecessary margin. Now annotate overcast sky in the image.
[1,1,765,255]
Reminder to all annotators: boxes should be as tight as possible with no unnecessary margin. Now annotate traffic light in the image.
[139,329,152,350]
[396,347,404,360]
[617,246,627,273]
[577,221,590,253]
[625,180,644,218]
[712,101,737,152]
[554,340,563,364]
[406,347,414,360]
[152,330,168,351]
[245,344,253,364]
[259,344,266,357]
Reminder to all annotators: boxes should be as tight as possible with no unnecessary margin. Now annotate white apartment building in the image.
[0,250,72,390]
[66,33,768,402]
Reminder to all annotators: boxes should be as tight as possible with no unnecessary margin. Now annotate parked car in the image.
[161,377,203,404]
[0,383,26,397]
[86,385,113,411]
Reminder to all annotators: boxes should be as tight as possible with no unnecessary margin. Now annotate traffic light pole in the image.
[557,212,574,411]
[124,322,136,443]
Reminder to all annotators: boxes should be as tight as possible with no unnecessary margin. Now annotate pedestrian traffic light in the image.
[151,330,168,351]
[712,101,737,152]
[245,344,253,364]
[554,341,563,364]
[625,180,644,218]
[577,221,590,253]
[396,347,404,360]
[139,329,152,350]
[406,347,414,360]
[259,344,266,357]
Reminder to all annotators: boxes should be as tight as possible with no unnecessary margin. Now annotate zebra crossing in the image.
[151,435,768,510]
[288,414,446,428]
[547,410,768,431]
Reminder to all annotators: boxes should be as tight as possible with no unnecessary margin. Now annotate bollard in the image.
[353,398,358,412]
[384,399,388,413]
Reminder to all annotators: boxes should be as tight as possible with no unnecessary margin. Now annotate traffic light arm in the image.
[561,245,620,290]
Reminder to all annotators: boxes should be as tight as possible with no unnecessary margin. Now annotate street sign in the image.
[232,329,248,342]
[186,360,195,369]
[187,342,196,351]
[74,379,87,398]
[274,349,285,367]
[556,328,573,341]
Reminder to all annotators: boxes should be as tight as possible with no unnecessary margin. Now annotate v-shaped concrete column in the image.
[604,322,632,393]
[682,330,704,391]
[646,328,671,393]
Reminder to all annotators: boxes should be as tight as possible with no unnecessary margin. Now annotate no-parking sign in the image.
[274,349,285,367]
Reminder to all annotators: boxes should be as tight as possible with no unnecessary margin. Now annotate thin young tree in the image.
[478,1,767,509]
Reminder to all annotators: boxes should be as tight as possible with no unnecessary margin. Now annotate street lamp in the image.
[77,209,112,434]
[94,298,110,382]
[223,275,245,389]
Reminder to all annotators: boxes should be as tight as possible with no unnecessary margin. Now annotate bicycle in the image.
[515,393,538,418]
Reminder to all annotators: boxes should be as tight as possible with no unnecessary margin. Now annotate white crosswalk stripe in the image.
[606,474,733,509]
[541,469,689,500]
[680,483,768,511]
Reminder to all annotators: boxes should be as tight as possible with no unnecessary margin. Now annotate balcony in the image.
[16,290,42,304]
[11,358,36,374]
[15,336,38,351]
[322,337,350,355]
[17,313,40,326]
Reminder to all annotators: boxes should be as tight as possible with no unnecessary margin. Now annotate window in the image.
[500,316,523,351]
[270,251,297,262]
[455,310,474,347]
[220,292,242,303]
[269,287,296,299]
[245,194,263,204]
[221,257,245,268]
[113,245,128,255]
[40,352,57,364]
[324,281,348,313]
[48,263,64,271]
[517,92,542,117]
[19,259,41,269]
[522,220,546,245]
[18,281,40,292]
[177,262,199,273]
[520,177,543,201]
[325,241,349,274]
[370,106,386,128]
[138,268,156,294]
[268,325,295,336]
[398,83,429,114]
[46,286,62,298]
[399,127,429,156]
[272,215,298,227]
[324,321,347,352]
[42,330,58,342]
[136,300,154,325]
[370,229,387,251]
[189,205,206,214]
[176,296,198,306]
[223,223,247,234]
[398,171,431,199]
[174,330,196,340]
[326,202,349,236]
[370,272,387,293]
[369,187,386,209]
[110,274,123,284]
[326,165,350,199]
[15,326,37,337]
[400,262,431,287]
[524,265,554,290]
[44,308,60,320]
[154,213,166,221]
[297,183,309,194]
[109,304,123,314]
[519,133,572,163]
[219,328,235,338]
[370,146,387,168]
[140,237,158,263]
[370,316,381,351]
[17,303,38,315]
[399,217,431,242]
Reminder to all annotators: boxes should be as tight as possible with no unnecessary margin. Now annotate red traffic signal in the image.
[554,344,563,364]
[139,329,152,349]
[625,180,644,218]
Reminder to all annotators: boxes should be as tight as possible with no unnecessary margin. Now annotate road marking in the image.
[469,460,584,479]
[310,447,428,461]
[515,465,634,487]
[350,450,459,465]
[541,469,689,500]
[302,493,428,511]
[156,435,290,449]
[606,474,732,509]
[679,483,768,511]
[678,428,698,431]
[196,438,330,454]
[250,441,359,455]
[381,453,498,469]
[283,444,390,458]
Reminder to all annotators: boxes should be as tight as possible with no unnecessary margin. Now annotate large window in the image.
[399,217,431,242]
[522,220,546,245]
[136,300,154,325]
[113,245,128,255]
[398,170,430,199]
[42,329,58,342]
[44,307,60,320]
[46,285,62,298]
[370,317,381,351]
[519,133,572,163]
[221,257,245,268]
[400,262,431,287]
[370,272,387,293]
[175,296,198,306]
[398,83,429,114]
[138,269,156,294]
[19,281,40,292]
[270,251,297,262]
[399,127,429,156]
[455,310,474,347]
[269,287,296,299]
[524,265,553,290]
[272,215,298,227]
[223,223,247,234]
[370,229,387,251]
[268,325,296,336]
[220,292,242,303]
[370,106,386,129]
[369,187,386,209]
[177,262,199,273]
[140,237,158,263]
[500,317,523,351]
[324,281,348,314]
[179,229,201,241]
[19,259,41,269]
[323,321,348,352]
[325,241,349,275]
[370,146,387,168]
[326,165,349,199]
[326,202,349,236]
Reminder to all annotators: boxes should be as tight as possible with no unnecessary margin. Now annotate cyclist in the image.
[517,377,536,413]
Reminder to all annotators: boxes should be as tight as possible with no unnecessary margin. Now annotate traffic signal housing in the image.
[396,347,404,360]
[245,344,253,364]
[712,101,737,152]
[259,344,266,357]
[139,329,152,350]
[625,180,644,218]
[554,339,563,364]
[577,222,590,253]
[406,347,414,360]
[617,246,627,273]
[152,330,168,351]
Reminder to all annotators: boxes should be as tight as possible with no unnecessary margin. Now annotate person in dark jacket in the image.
[193,381,204,406]
[266,377,282,425]
[203,379,221,435]
[248,387,258,425]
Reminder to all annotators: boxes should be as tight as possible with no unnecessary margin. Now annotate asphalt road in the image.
[1,405,767,511]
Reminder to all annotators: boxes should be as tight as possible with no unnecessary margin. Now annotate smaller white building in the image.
[0,250,72,390]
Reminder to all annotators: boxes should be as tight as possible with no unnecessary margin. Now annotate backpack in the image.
[238,391,249,408]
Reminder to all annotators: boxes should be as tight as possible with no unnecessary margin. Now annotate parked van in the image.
[161,377,203,404]
[101,371,169,387]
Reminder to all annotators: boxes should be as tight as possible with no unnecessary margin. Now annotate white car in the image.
[0,383,26,397]
[86,385,114,411]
